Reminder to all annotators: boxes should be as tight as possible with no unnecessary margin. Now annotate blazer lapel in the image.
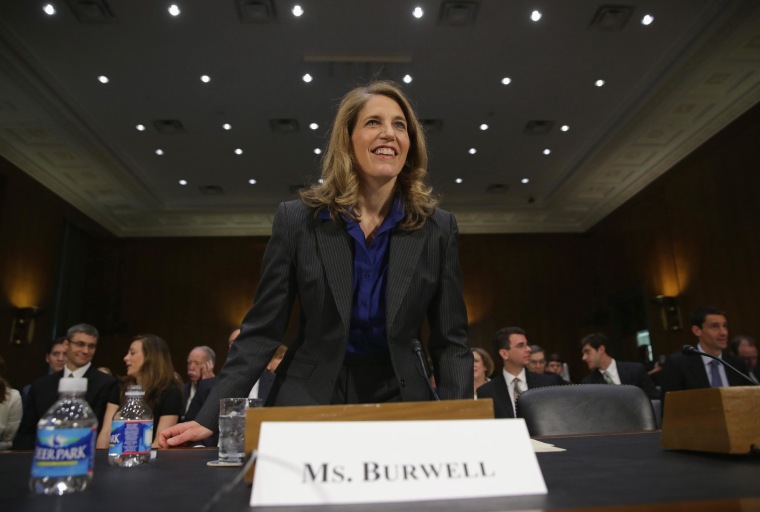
[386,227,426,328]
[315,220,353,331]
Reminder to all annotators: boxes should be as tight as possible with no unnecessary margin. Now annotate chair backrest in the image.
[516,384,658,436]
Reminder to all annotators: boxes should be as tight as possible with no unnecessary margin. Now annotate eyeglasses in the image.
[69,340,97,350]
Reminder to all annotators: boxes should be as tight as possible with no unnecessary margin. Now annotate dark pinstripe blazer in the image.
[194,200,472,432]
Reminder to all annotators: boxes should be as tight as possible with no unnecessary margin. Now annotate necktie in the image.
[513,377,523,404]
[709,360,722,387]
[603,370,614,385]
[68,373,74,378]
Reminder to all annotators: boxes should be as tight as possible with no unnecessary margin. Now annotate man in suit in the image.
[13,323,119,449]
[182,345,216,418]
[579,332,660,399]
[477,327,565,418]
[660,307,750,406]
[729,335,759,383]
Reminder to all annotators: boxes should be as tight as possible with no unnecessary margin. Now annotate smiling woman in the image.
[158,81,472,449]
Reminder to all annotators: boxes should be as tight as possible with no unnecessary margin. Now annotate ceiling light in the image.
[223,123,232,130]
[314,148,322,155]
[234,148,243,155]
[480,124,489,131]
[168,4,181,16]
[521,178,529,184]
[543,149,551,155]
[641,14,654,26]
[200,75,211,83]
[179,179,187,185]
[455,178,463,184]
[155,149,164,156]
[530,10,542,22]
[292,5,304,17]
[98,75,110,84]
[468,148,477,155]
[501,77,512,85]
[302,73,313,83]
[309,123,319,130]
[412,7,424,19]
[135,124,146,131]
[561,125,570,132]
[318,178,324,184]
[403,74,413,84]
[595,79,605,87]
[43,4,56,15]
[248,179,257,185]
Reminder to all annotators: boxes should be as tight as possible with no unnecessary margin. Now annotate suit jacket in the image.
[477,371,566,419]
[582,360,660,399]
[661,349,750,397]
[13,366,119,450]
[194,200,472,433]
[183,377,218,423]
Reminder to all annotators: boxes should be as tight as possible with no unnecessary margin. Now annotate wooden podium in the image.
[661,387,760,454]
[243,399,495,483]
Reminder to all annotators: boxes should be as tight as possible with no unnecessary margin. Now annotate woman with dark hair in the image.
[98,334,183,449]
[472,347,495,396]
[160,80,471,448]
[0,355,22,449]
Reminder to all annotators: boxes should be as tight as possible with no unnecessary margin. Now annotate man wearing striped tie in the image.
[580,332,660,399]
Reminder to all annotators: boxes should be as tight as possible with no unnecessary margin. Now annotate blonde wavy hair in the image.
[300,81,438,230]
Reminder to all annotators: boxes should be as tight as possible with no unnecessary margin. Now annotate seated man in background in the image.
[527,345,548,375]
[182,345,216,419]
[729,334,759,383]
[13,323,119,450]
[21,337,67,410]
[477,327,565,418]
[580,332,660,399]
[546,352,572,383]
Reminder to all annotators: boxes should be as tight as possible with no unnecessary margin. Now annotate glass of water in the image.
[218,397,263,464]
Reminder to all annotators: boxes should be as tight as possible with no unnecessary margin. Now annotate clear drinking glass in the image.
[218,397,262,463]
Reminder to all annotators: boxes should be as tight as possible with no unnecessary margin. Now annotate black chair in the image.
[516,384,658,436]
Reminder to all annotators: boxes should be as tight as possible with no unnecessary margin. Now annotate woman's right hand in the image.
[157,421,213,448]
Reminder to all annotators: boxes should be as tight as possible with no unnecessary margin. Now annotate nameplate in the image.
[250,419,547,506]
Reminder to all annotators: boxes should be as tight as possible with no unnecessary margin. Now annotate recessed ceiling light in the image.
[595,79,605,87]
[302,73,313,83]
[155,149,164,156]
[292,5,304,17]
[468,148,477,155]
[403,74,413,84]
[530,10,542,22]
[136,124,146,131]
[501,77,512,85]
[543,148,551,155]
[641,14,654,26]
[179,179,187,185]
[248,179,257,185]
[98,75,109,84]
[561,125,570,132]
[234,148,243,155]
[521,178,530,184]
[43,4,56,15]
[309,123,319,130]
[168,4,181,16]
[318,178,324,184]
[314,148,322,155]
[412,7,424,18]
[455,178,463,184]
[480,124,489,131]
[200,75,211,83]
[222,123,232,130]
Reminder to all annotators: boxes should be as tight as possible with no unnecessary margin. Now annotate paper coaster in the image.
[206,459,243,467]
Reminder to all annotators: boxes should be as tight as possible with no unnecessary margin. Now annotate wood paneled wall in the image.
[2,102,759,390]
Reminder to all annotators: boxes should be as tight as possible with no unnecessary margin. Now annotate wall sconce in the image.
[653,296,681,332]
[10,306,44,345]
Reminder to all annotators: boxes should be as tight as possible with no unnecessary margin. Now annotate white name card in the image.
[250,419,547,506]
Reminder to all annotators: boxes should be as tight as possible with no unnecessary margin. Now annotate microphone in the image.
[410,339,440,401]
[681,345,758,386]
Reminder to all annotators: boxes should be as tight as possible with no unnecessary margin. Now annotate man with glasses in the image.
[12,323,119,450]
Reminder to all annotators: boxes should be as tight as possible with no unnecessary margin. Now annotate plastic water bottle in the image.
[29,377,98,495]
[108,385,153,467]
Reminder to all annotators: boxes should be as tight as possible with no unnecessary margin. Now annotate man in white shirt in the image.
[182,345,216,416]
[476,326,565,418]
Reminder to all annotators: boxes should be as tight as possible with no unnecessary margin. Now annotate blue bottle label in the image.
[31,427,96,478]
[109,420,153,456]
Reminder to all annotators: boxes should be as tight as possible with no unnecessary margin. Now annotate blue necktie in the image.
[709,360,723,387]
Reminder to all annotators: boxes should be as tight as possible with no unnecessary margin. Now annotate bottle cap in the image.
[58,377,88,393]
[125,384,145,396]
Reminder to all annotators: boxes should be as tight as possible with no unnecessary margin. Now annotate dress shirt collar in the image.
[602,358,621,384]
[64,362,91,379]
